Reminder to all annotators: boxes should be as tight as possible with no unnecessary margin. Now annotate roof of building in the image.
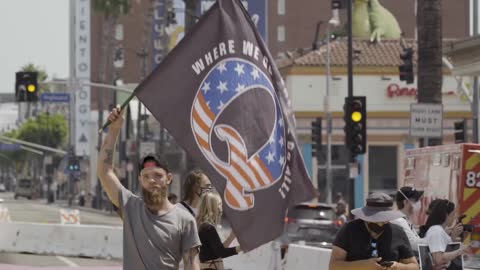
[276,38,457,69]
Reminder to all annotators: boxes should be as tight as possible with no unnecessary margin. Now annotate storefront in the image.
[278,38,472,208]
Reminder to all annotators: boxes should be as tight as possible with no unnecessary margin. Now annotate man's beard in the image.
[142,187,168,206]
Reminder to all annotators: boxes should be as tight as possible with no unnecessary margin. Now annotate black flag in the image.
[135,0,314,251]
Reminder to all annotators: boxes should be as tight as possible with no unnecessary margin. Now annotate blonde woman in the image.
[197,192,241,270]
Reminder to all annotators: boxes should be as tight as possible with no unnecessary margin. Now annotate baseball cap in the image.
[396,186,424,201]
[138,153,170,173]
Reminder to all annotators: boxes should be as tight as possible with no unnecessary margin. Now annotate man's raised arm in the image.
[97,105,125,208]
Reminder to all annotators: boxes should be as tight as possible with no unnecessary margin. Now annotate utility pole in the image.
[347,0,355,209]
[69,0,76,206]
[325,10,340,204]
[347,0,354,98]
[136,48,148,193]
[473,0,479,143]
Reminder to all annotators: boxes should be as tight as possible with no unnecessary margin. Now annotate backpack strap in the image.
[180,201,195,216]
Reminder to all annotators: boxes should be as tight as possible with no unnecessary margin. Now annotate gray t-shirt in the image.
[119,187,201,270]
[176,201,198,217]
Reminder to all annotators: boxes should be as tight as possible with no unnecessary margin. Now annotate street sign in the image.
[74,0,91,156]
[40,93,70,103]
[0,142,20,151]
[410,103,443,138]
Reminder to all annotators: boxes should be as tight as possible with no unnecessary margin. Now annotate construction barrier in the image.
[0,222,122,259]
[59,208,81,225]
[284,244,332,270]
[0,206,11,222]
[223,241,281,270]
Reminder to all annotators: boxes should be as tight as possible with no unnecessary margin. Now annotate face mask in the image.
[195,187,212,197]
[367,222,385,234]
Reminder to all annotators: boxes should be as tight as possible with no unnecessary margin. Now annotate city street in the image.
[1,0,480,269]
[0,192,122,268]
[0,192,121,226]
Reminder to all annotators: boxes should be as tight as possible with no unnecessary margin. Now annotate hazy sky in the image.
[0,0,69,93]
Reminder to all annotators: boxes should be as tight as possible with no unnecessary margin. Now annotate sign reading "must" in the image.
[409,103,443,138]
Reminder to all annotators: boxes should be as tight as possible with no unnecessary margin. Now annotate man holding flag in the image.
[100,0,314,257]
[98,105,201,270]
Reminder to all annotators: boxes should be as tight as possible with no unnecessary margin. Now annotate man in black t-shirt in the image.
[329,192,420,270]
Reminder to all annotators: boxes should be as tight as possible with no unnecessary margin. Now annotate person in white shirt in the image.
[420,199,470,267]
[391,187,425,252]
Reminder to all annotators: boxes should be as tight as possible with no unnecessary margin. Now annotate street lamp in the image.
[325,13,340,204]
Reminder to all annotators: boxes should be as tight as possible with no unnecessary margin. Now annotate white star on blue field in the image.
[199,58,287,179]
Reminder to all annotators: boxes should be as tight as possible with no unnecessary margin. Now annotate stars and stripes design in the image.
[191,58,287,211]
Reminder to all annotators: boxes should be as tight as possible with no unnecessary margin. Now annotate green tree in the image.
[93,0,131,18]
[1,113,68,174]
[16,112,68,149]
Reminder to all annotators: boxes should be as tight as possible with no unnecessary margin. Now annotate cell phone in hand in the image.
[379,261,394,267]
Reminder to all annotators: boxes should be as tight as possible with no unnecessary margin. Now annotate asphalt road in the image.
[0,192,122,268]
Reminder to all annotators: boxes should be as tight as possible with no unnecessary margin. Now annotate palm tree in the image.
[93,0,132,208]
[417,0,443,146]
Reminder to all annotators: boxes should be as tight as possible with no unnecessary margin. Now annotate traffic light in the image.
[68,156,80,172]
[454,119,467,144]
[15,71,38,102]
[399,48,414,84]
[344,96,367,156]
[311,117,322,158]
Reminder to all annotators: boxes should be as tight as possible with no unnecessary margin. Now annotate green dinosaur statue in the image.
[368,0,402,41]
[353,0,402,42]
[353,0,371,39]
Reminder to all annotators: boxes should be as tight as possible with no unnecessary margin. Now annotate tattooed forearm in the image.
[183,248,200,270]
[103,149,114,165]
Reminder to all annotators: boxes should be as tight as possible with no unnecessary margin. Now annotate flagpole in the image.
[98,92,136,133]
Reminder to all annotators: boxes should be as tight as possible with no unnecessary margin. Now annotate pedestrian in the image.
[97,105,201,270]
[419,199,470,268]
[196,192,241,270]
[391,187,426,253]
[178,169,213,216]
[335,200,348,224]
[329,192,419,270]
[168,193,178,204]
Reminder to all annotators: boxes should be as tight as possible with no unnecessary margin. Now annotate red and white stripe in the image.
[191,93,274,210]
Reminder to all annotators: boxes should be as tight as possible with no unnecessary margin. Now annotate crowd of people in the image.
[329,187,473,270]
[100,106,473,270]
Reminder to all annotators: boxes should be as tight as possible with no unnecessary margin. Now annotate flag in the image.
[135,0,315,251]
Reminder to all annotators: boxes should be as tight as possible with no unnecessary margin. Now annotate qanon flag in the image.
[135,0,315,250]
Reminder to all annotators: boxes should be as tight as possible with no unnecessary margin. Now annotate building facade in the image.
[279,38,473,208]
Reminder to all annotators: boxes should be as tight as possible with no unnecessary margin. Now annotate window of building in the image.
[317,145,351,204]
[278,0,286,15]
[277,25,286,42]
[368,145,398,195]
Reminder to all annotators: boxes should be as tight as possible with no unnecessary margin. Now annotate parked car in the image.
[0,183,5,192]
[14,178,33,199]
[281,203,344,250]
